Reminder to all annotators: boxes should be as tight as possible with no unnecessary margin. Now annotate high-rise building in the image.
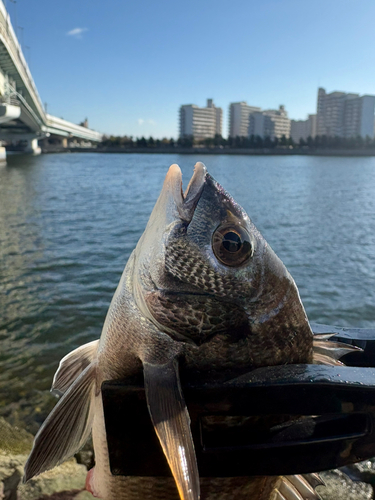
[290,114,317,142]
[228,101,261,138]
[249,105,291,139]
[179,99,222,140]
[317,88,375,138]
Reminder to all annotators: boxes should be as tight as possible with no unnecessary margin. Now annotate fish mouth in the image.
[165,162,207,222]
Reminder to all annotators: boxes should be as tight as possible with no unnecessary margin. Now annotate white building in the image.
[290,114,317,142]
[249,105,291,140]
[228,101,261,138]
[317,88,375,138]
[179,99,222,140]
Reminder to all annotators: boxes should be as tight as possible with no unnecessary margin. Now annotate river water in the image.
[1,152,375,430]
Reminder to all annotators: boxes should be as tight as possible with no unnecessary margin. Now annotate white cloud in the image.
[137,118,156,126]
[66,28,88,38]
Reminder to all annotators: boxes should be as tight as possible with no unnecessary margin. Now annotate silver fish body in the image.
[25,163,350,500]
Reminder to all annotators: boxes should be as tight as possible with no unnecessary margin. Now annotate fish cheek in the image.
[145,291,249,346]
[164,237,253,300]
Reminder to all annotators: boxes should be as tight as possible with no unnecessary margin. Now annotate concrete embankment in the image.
[40,146,375,156]
[0,417,94,500]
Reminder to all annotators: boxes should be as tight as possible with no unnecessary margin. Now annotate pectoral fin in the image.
[52,340,99,395]
[24,362,96,482]
[143,357,200,500]
[274,474,323,500]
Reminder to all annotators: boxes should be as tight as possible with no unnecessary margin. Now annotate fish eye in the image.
[212,223,253,267]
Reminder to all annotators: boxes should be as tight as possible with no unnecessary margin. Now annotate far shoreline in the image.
[40,146,375,157]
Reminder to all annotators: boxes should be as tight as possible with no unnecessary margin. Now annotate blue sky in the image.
[9,0,375,138]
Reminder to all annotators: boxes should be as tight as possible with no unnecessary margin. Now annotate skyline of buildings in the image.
[249,106,291,141]
[317,88,375,139]
[228,102,261,138]
[290,115,317,143]
[179,88,375,142]
[179,99,222,141]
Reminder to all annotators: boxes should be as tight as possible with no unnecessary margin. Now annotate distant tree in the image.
[177,135,194,147]
[248,135,255,148]
[299,138,306,147]
[355,135,364,149]
[264,136,273,148]
[204,137,214,147]
[214,134,223,146]
[234,136,242,148]
[306,136,314,148]
[321,135,328,148]
[346,136,355,149]
[280,135,288,147]
[365,135,372,149]
[137,136,147,147]
[254,135,263,148]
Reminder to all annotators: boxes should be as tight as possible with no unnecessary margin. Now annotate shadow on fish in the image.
[24,163,355,500]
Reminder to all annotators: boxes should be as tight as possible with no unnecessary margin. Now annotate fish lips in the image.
[165,162,207,223]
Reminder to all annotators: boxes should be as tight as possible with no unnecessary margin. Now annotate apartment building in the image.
[228,101,261,138]
[317,88,375,138]
[290,114,317,142]
[249,105,291,139]
[179,99,222,140]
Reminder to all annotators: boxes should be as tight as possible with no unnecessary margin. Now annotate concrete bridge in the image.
[0,0,102,158]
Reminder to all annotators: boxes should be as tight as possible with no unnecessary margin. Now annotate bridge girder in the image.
[0,2,103,147]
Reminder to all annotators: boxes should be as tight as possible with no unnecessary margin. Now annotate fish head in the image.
[134,162,313,373]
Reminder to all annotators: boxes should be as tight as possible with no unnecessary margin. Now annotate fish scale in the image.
[24,162,350,499]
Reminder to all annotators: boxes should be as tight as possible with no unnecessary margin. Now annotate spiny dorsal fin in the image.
[24,362,96,482]
[313,333,361,366]
[52,340,99,395]
[313,353,344,366]
[313,340,361,360]
[313,333,338,341]
[143,357,200,500]
[274,474,323,499]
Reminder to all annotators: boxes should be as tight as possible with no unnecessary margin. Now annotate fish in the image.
[24,162,357,500]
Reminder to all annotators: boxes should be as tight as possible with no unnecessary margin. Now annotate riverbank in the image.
[40,146,375,156]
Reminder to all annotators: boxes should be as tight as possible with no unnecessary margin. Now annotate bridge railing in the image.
[0,95,19,106]
[0,1,46,121]
[45,114,103,142]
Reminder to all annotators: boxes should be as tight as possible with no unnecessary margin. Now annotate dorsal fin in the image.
[24,362,96,482]
[52,340,99,395]
[313,334,361,366]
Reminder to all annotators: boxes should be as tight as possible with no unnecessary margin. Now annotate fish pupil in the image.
[222,232,242,252]
[212,223,253,267]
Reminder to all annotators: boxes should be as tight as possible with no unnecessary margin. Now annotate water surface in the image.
[0,152,374,429]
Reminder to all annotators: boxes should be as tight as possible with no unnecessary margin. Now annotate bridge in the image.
[0,0,102,158]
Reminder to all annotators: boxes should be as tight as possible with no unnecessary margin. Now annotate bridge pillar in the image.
[24,138,41,155]
[0,146,6,163]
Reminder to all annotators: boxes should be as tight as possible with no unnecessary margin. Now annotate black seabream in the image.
[24,163,352,499]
